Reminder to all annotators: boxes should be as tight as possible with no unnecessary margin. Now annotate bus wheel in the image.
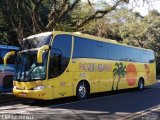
[76,81,89,100]
[138,79,144,90]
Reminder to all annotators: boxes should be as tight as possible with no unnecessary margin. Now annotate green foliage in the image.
[104,9,160,74]
[91,8,160,64]
[63,2,95,31]
[0,0,159,66]
[121,10,160,61]
[0,0,18,45]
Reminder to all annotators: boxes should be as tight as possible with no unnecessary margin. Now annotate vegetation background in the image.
[0,0,160,74]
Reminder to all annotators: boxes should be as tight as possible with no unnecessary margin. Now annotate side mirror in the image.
[3,51,15,66]
[37,45,49,63]
[149,59,155,63]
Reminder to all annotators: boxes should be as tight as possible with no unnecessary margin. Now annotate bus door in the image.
[49,50,74,99]
[48,34,73,99]
[93,71,100,93]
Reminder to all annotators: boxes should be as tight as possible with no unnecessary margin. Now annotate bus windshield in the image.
[14,50,48,82]
[21,33,52,50]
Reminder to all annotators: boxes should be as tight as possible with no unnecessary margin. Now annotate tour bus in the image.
[5,31,156,100]
[0,45,19,91]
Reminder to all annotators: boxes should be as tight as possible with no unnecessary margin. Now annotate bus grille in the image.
[3,75,14,89]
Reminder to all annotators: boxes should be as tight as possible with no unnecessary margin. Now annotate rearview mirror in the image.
[37,45,49,63]
[3,51,15,66]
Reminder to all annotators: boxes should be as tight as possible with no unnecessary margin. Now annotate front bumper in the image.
[13,88,53,100]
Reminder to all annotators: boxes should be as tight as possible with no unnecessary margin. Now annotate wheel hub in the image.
[140,81,143,89]
[79,85,86,97]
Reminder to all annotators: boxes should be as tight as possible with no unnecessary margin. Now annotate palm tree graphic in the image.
[112,62,126,90]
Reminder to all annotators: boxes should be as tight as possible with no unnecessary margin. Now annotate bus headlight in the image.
[13,86,17,89]
[33,85,45,90]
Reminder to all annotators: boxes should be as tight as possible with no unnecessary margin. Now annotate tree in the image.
[0,0,19,45]
[121,10,160,62]
[0,0,129,45]
[113,62,126,90]
[83,8,137,41]
[109,9,160,74]
[0,0,157,45]
[45,0,129,31]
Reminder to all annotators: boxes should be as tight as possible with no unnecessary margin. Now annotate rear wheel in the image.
[138,79,144,90]
[76,81,89,100]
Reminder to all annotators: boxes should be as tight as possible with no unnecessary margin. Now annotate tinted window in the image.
[22,35,52,50]
[73,36,154,63]
[142,50,148,62]
[120,47,131,61]
[49,35,72,78]
[107,44,122,60]
[0,49,17,64]
[73,37,93,58]
[0,49,9,57]
[0,57,3,64]
[93,41,107,59]
[7,55,16,64]
[148,51,155,62]
[138,49,143,62]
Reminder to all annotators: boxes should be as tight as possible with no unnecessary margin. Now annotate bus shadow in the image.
[24,87,152,109]
[21,87,160,119]
[1,87,159,119]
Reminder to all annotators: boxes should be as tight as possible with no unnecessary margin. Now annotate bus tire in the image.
[76,81,89,100]
[138,78,144,90]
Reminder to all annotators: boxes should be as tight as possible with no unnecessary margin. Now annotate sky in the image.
[129,0,160,16]
[82,0,160,16]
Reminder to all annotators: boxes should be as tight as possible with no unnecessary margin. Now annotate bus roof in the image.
[0,45,19,50]
[24,32,52,40]
[53,31,154,52]
[24,31,153,52]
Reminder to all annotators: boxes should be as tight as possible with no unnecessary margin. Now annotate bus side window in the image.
[49,51,62,77]
[7,55,16,64]
[0,57,3,64]
[49,34,72,78]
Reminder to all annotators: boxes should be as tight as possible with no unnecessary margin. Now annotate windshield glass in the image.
[21,33,52,50]
[14,50,48,82]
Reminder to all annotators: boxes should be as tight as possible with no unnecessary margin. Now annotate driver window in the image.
[49,35,72,78]
[49,49,62,77]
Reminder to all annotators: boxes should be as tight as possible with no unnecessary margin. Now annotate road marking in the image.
[118,104,160,120]
[0,92,12,96]
[49,93,129,108]
[48,88,154,108]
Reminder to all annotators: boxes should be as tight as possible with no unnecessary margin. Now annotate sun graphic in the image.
[144,64,150,80]
[126,63,137,86]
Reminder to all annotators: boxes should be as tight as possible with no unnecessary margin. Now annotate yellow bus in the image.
[5,31,156,100]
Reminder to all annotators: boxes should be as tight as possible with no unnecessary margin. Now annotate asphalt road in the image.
[0,82,160,120]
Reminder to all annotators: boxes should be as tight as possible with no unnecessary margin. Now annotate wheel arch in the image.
[137,77,145,90]
[74,79,90,96]
[139,77,145,86]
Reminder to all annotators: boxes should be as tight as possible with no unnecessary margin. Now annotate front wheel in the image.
[76,82,89,100]
[138,79,144,90]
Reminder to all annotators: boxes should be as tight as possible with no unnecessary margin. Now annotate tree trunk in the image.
[112,78,116,91]
[17,17,24,45]
[116,77,121,90]
[31,0,44,33]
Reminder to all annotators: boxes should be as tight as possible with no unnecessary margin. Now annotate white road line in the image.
[119,104,160,120]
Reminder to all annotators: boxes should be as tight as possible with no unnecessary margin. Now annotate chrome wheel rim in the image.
[140,81,143,89]
[79,85,86,98]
